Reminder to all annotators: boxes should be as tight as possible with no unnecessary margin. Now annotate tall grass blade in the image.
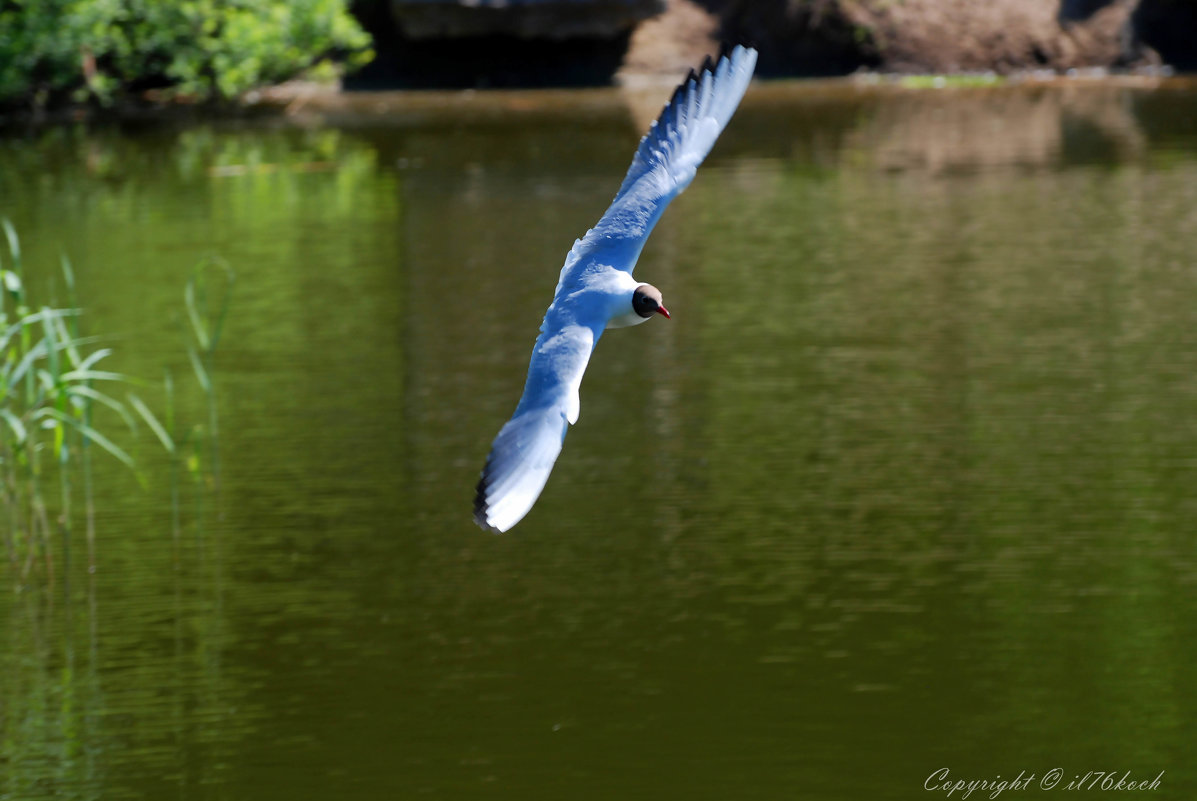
[0,271,18,317]
[0,310,84,353]
[11,339,49,387]
[6,335,102,388]
[184,281,209,352]
[164,368,181,546]
[2,218,20,273]
[69,385,137,430]
[77,348,113,372]
[60,369,125,383]
[184,258,235,353]
[128,393,175,454]
[0,408,27,443]
[53,313,82,369]
[33,408,137,474]
[187,346,210,394]
[40,306,62,387]
[60,253,76,296]
[164,369,175,433]
[202,259,235,353]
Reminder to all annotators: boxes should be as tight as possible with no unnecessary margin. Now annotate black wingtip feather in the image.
[473,455,502,532]
[473,474,500,532]
[670,78,687,108]
[661,49,732,130]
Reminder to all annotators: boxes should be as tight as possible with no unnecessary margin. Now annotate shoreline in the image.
[2,67,1194,132]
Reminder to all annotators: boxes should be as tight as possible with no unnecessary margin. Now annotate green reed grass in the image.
[128,258,234,548]
[0,220,233,580]
[0,220,139,578]
[184,257,234,503]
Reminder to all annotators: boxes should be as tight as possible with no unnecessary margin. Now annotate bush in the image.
[0,0,373,108]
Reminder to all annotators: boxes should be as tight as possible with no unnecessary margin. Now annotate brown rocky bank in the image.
[357,0,1197,87]
[626,0,1196,79]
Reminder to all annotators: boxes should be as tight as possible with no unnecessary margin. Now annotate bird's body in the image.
[475,46,758,532]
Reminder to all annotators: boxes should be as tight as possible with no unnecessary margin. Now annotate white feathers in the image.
[475,321,594,533]
[474,46,758,533]
[475,407,569,533]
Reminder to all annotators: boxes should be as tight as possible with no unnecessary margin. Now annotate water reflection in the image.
[2,80,1197,799]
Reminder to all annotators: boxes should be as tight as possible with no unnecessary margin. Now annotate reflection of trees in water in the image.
[3,82,1196,797]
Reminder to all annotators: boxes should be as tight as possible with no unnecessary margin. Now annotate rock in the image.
[619,0,721,81]
[697,0,1197,75]
[840,0,1145,72]
[354,0,1197,86]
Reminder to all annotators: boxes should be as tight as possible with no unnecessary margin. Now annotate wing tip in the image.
[665,46,756,117]
[612,43,757,203]
[473,513,504,534]
[473,468,506,533]
[665,44,756,116]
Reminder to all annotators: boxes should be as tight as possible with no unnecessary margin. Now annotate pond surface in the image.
[2,78,1197,799]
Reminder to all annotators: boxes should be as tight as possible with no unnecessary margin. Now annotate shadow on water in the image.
[2,79,1197,799]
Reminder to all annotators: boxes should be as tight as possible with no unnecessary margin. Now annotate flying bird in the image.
[474,45,758,533]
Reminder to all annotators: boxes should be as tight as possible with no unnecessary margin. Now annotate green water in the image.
[2,80,1197,799]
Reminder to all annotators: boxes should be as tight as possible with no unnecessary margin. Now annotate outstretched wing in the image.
[474,321,596,533]
[555,45,758,290]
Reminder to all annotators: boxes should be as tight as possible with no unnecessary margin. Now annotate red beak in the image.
[657,305,671,319]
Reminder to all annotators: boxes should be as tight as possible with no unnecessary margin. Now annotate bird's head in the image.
[632,283,671,320]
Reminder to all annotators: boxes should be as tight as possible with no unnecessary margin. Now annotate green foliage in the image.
[0,0,372,107]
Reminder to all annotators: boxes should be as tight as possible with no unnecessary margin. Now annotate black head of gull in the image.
[632,283,671,320]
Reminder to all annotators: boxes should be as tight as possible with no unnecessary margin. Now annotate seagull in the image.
[474,45,758,533]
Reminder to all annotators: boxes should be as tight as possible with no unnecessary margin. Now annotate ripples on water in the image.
[2,80,1196,799]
